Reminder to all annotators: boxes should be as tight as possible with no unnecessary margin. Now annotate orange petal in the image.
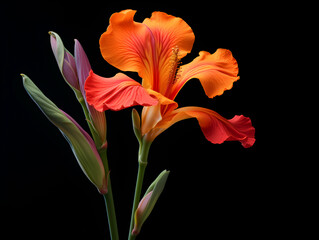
[99,10,195,94]
[169,49,240,100]
[84,70,158,112]
[143,11,195,58]
[148,107,255,148]
[100,10,153,77]
[146,89,177,107]
[143,11,195,93]
[141,90,178,136]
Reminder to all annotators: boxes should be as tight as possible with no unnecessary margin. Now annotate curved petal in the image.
[169,49,240,100]
[141,91,178,136]
[99,10,153,80]
[148,107,255,148]
[99,10,195,94]
[143,11,194,58]
[85,70,158,112]
[142,11,195,93]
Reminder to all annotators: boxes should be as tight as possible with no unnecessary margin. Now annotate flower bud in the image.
[133,170,170,235]
[22,74,107,194]
[49,31,107,148]
[132,108,142,142]
[49,31,80,92]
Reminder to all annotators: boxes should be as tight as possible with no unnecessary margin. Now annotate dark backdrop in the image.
[2,1,265,239]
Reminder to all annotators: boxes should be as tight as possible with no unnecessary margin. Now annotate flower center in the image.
[168,46,182,85]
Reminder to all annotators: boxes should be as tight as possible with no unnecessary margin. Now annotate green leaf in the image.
[133,170,170,235]
[21,74,107,194]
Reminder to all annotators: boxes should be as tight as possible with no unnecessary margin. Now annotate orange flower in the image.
[85,10,255,147]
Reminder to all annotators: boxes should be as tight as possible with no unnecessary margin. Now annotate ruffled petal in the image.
[84,70,158,112]
[143,11,194,58]
[169,49,239,100]
[99,10,153,81]
[142,11,195,93]
[148,107,255,148]
[99,10,195,94]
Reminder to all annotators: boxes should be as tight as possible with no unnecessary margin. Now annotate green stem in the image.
[128,139,152,240]
[101,148,119,240]
[78,97,119,240]
[78,96,101,147]
[103,184,119,240]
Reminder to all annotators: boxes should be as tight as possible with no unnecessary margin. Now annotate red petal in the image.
[227,115,256,148]
[153,107,255,147]
[186,108,255,148]
[84,70,158,112]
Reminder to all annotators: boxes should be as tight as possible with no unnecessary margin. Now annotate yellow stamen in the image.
[168,46,182,84]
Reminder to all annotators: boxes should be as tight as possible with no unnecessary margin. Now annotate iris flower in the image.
[85,10,255,147]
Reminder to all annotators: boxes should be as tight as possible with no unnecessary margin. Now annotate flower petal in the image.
[169,49,239,100]
[143,11,195,58]
[85,70,158,112]
[99,10,152,77]
[140,91,178,136]
[99,10,195,94]
[149,107,255,148]
[142,11,195,92]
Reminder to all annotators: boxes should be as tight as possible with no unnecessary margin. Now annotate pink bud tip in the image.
[98,186,108,195]
[101,141,108,149]
[132,228,139,236]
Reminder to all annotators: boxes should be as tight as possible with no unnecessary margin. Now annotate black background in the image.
[2,1,266,239]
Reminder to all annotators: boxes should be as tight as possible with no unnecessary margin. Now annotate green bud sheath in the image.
[22,74,107,194]
[133,170,170,235]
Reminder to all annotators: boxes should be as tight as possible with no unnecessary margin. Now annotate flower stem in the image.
[78,96,101,146]
[128,139,152,240]
[77,92,118,239]
[100,148,119,240]
[103,186,119,240]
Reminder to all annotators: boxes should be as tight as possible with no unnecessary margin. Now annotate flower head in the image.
[85,10,255,147]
